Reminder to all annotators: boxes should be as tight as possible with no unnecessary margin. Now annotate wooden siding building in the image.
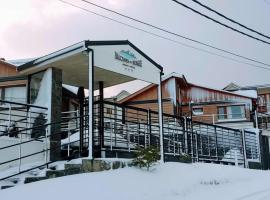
[0,59,27,103]
[120,73,256,126]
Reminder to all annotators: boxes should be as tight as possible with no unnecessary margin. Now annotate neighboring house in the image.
[224,82,270,138]
[0,58,27,103]
[120,73,256,129]
[224,82,270,114]
[103,90,130,124]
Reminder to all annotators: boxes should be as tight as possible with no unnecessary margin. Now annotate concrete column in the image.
[50,68,62,161]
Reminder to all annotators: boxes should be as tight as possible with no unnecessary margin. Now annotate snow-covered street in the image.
[1,162,270,200]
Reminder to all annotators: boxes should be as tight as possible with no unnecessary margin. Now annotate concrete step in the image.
[24,177,48,184]
[19,159,130,185]
[1,185,15,190]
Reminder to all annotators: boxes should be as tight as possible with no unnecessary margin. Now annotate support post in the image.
[241,129,248,168]
[254,110,258,129]
[98,81,104,155]
[157,74,164,162]
[88,50,93,159]
[50,68,62,162]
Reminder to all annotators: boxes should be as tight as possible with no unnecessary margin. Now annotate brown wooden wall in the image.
[182,104,251,124]
[0,61,18,77]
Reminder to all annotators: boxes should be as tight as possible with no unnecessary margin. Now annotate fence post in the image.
[127,124,130,152]
[241,129,248,168]
[195,132,199,162]
[18,130,23,173]
[68,126,71,157]
[254,110,258,129]
[214,126,218,160]
[45,127,49,168]
[212,114,215,125]
[147,109,151,147]
[110,121,113,151]
[184,117,188,154]
[234,150,239,167]
[8,103,11,129]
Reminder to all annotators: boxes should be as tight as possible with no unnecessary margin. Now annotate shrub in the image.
[179,153,192,163]
[132,146,160,171]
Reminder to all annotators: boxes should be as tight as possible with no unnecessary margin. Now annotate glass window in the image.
[228,105,245,119]
[4,87,26,103]
[218,105,245,120]
[29,71,45,104]
[218,107,226,120]
[193,107,203,115]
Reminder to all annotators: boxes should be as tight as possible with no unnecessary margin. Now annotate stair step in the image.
[24,177,48,184]
[46,170,66,179]
[1,185,15,190]
[64,164,82,170]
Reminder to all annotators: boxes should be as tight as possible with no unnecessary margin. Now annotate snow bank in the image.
[1,162,270,200]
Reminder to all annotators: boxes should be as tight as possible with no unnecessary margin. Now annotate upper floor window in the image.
[217,105,246,120]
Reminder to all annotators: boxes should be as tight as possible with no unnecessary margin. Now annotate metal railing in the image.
[0,115,89,181]
[93,100,160,154]
[192,113,248,125]
[257,113,270,130]
[92,100,260,165]
[0,100,48,139]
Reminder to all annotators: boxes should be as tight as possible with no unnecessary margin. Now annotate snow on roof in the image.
[162,72,185,81]
[232,90,258,99]
[7,58,36,67]
[62,84,78,95]
[62,84,89,97]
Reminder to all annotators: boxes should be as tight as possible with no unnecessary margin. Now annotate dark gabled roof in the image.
[18,40,163,72]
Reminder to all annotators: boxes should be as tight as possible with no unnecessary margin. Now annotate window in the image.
[29,71,45,104]
[193,107,203,115]
[218,105,246,120]
[106,107,113,115]
[4,87,26,103]
[218,107,226,120]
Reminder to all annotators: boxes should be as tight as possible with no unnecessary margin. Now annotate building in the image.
[120,73,256,129]
[0,59,27,103]
[0,41,263,177]
[224,82,270,114]
[224,82,270,138]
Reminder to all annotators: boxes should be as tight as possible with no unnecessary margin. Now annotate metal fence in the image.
[0,100,48,139]
[92,101,260,166]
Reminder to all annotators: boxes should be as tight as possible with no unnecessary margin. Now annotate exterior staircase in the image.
[1,159,130,190]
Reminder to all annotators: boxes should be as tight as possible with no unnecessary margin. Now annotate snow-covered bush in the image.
[179,153,192,163]
[132,146,159,171]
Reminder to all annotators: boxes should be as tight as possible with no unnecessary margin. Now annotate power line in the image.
[57,0,270,72]
[190,0,270,40]
[171,0,270,45]
[79,0,270,68]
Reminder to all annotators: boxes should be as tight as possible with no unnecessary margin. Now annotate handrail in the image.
[0,100,48,110]
[0,138,84,181]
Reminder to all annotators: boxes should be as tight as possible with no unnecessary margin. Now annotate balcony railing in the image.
[192,113,247,125]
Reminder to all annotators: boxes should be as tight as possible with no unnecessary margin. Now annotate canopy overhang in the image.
[18,40,163,89]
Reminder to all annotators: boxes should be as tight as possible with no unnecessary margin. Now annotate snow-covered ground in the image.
[1,162,270,200]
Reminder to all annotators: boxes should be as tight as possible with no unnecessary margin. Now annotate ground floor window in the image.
[0,86,26,104]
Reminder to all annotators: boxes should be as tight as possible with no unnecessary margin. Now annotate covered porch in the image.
[17,40,164,161]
